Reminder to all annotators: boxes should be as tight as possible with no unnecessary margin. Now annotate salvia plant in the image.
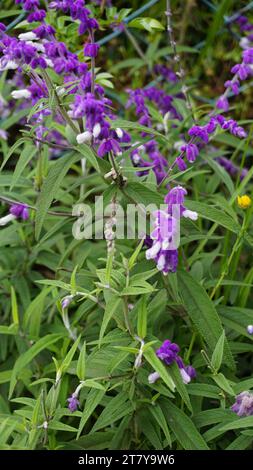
[0,0,253,451]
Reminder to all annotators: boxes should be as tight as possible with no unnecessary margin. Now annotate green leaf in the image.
[77,388,105,438]
[211,330,225,372]
[138,409,163,449]
[185,201,239,235]
[11,145,37,189]
[123,181,164,205]
[10,286,19,326]
[60,336,81,375]
[128,17,165,32]
[35,151,82,239]
[49,421,77,432]
[220,416,253,432]
[0,138,27,171]
[177,270,235,370]
[160,398,209,450]
[99,296,121,345]
[143,348,175,392]
[137,295,148,339]
[9,334,62,398]
[82,379,106,390]
[70,264,79,294]
[76,341,86,381]
[212,373,235,396]
[74,144,100,172]
[168,362,192,412]
[91,392,133,433]
[204,155,234,195]
[128,239,144,269]
[149,404,171,447]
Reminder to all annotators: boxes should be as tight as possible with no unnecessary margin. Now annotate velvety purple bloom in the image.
[181,143,199,163]
[97,138,121,157]
[242,48,253,64]
[231,63,252,80]
[67,393,79,412]
[34,24,55,39]
[188,125,209,143]
[164,185,187,213]
[216,95,229,112]
[231,391,253,417]
[84,43,100,58]
[176,156,187,171]
[10,203,29,220]
[224,79,240,95]
[154,64,177,83]
[156,339,196,384]
[0,23,6,32]
[185,365,197,379]
[156,340,180,365]
[27,9,46,23]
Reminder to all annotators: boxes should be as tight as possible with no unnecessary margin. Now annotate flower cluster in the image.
[231,391,253,417]
[155,339,196,384]
[0,1,131,159]
[127,87,179,182]
[145,186,197,274]
[0,203,29,226]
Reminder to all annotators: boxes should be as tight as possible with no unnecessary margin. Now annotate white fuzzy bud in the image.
[18,32,38,41]
[76,131,92,145]
[115,127,123,139]
[93,123,101,138]
[0,213,16,226]
[11,89,31,99]
[182,210,198,221]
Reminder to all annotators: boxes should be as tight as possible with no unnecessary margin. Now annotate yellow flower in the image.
[237,195,252,209]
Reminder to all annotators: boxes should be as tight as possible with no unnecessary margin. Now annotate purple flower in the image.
[10,203,29,220]
[181,143,199,163]
[156,340,180,365]
[164,185,187,213]
[27,9,46,23]
[188,125,209,143]
[224,79,240,95]
[231,63,252,80]
[231,391,253,417]
[97,138,121,157]
[67,393,79,412]
[156,340,196,384]
[84,43,100,58]
[242,48,253,64]
[216,95,229,112]
[176,156,187,171]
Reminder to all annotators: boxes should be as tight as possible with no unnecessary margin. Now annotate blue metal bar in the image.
[6,12,25,31]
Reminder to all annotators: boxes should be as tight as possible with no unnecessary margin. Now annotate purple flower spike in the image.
[10,203,29,220]
[156,340,180,365]
[231,391,253,417]
[181,143,199,163]
[188,125,209,143]
[216,95,229,112]
[67,393,79,412]
[97,138,121,157]
[84,43,100,58]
